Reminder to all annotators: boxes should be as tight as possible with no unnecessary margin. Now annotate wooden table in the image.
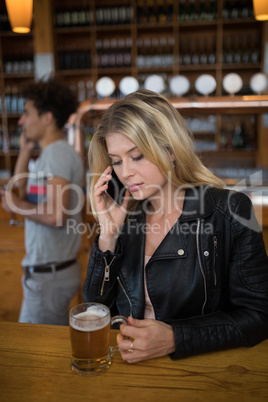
[0,322,267,402]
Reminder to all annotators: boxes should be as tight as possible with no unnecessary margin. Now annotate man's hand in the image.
[0,187,21,214]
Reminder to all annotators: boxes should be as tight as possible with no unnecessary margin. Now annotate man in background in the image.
[0,77,84,325]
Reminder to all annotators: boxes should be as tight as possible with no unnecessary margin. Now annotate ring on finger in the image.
[128,341,134,353]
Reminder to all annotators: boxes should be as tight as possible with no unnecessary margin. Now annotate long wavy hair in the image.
[88,89,225,217]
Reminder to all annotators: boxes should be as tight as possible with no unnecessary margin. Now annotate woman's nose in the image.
[121,161,134,179]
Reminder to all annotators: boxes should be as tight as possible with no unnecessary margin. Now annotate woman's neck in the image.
[147,185,185,218]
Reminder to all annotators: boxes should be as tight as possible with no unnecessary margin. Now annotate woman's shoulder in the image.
[209,186,252,208]
[208,186,257,226]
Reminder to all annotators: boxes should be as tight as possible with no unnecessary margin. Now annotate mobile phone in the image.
[106,169,126,206]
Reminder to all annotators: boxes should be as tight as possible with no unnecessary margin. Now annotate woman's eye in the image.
[133,154,144,162]
[111,160,121,166]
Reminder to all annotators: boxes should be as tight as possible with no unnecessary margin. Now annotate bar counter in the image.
[0,321,267,402]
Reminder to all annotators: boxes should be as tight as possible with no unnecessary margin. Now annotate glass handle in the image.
[109,315,128,355]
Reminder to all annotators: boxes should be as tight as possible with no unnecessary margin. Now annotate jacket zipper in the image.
[196,218,207,315]
[117,276,133,317]
[213,235,218,286]
[100,256,116,296]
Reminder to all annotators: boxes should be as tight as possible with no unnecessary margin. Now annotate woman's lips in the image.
[127,183,143,192]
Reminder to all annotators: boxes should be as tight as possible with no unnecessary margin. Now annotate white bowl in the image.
[119,76,139,96]
[169,75,190,96]
[95,76,115,97]
[250,73,268,94]
[195,74,216,95]
[144,75,166,94]
[223,73,243,95]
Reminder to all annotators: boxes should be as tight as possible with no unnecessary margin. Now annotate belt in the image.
[24,259,76,274]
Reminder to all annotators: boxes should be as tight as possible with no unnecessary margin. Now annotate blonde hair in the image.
[88,89,225,217]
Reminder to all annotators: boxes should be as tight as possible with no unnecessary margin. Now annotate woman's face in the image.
[105,132,169,203]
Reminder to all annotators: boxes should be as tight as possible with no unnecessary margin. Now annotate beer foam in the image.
[70,308,110,332]
[86,305,107,317]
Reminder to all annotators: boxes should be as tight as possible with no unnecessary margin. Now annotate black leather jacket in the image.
[83,186,268,359]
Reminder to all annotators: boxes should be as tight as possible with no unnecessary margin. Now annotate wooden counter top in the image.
[0,321,267,402]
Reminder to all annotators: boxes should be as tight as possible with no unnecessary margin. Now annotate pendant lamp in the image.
[253,0,268,21]
[5,0,33,33]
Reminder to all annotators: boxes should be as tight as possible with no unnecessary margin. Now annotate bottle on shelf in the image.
[199,37,208,64]
[136,38,145,68]
[209,0,217,20]
[157,0,167,23]
[137,0,144,24]
[166,0,174,22]
[95,8,105,25]
[95,39,102,68]
[5,87,11,114]
[95,5,131,25]
[250,34,260,64]
[225,119,234,150]
[233,36,242,64]
[233,122,247,148]
[62,5,72,27]
[188,0,198,21]
[178,0,186,22]
[140,1,148,24]
[220,127,228,149]
[198,0,206,20]
[3,86,24,114]
[230,0,239,19]
[109,39,117,68]
[3,54,34,74]
[117,38,125,67]
[120,6,132,24]
[208,36,216,64]
[124,38,132,67]
[144,38,153,67]
[10,87,18,114]
[166,37,174,66]
[148,0,157,24]
[151,37,160,67]
[223,36,233,64]
[191,37,199,65]
[9,123,21,150]
[222,0,231,19]
[57,41,91,70]
[241,0,250,19]
[101,39,109,68]
[241,35,251,64]
[181,38,191,65]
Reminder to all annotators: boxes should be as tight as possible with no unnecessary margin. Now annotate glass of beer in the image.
[69,302,128,376]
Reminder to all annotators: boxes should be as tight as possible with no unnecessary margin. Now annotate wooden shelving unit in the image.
[0,0,267,180]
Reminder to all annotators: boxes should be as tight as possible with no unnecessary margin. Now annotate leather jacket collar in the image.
[135,185,217,223]
[180,185,216,222]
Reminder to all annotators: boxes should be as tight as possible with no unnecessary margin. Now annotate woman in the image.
[83,89,268,363]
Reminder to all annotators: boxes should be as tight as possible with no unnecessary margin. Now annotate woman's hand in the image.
[94,166,130,252]
[117,316,175,363]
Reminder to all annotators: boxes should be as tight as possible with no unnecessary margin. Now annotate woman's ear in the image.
[170,153,176,162]
[166,148,176,167]
[167,148,176,162]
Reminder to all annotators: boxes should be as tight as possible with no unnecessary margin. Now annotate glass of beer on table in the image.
[69,302,128,375]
